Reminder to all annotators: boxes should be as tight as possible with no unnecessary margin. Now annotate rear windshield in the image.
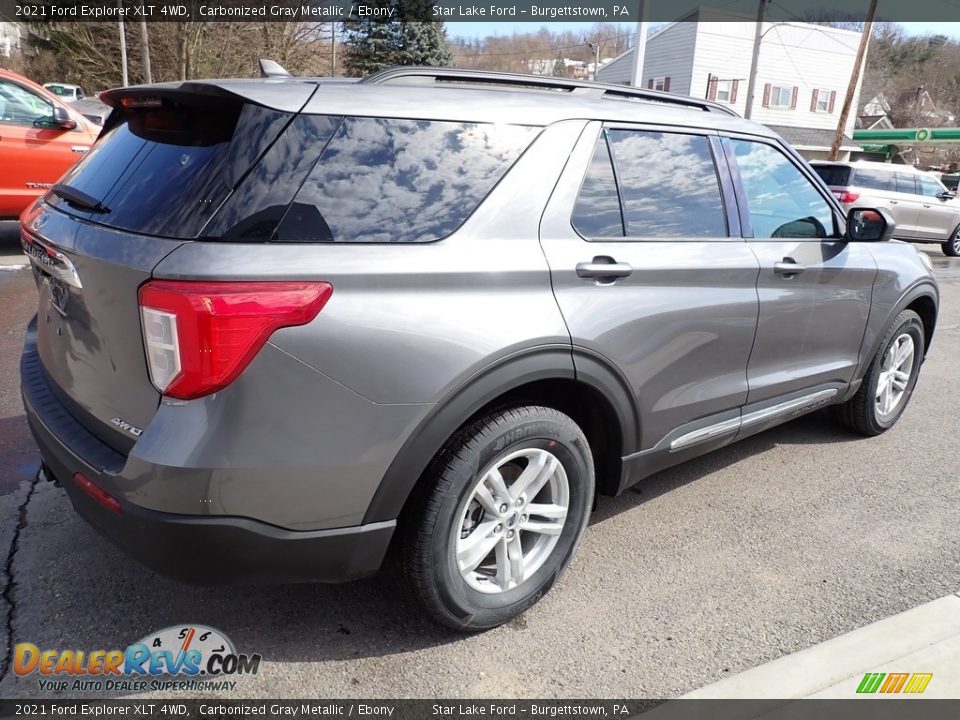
[812,164,851,186]
[47,101,292,238]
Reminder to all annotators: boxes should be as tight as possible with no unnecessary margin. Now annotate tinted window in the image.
[572,135,624,238]
[813,164,851,186]
[607,129,726,238]
[205,115,341,242]
[275,118,537,243]
[729,139,835,239]
[919,175,944,197]
[894,173,917,195]
[852,168,893,192]
[50,103,292,238]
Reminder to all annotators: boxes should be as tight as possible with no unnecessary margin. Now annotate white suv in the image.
[811,160,960,256]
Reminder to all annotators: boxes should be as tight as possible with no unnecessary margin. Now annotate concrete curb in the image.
[683,593,960,700]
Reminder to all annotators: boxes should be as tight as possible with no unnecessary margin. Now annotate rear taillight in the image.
[833,190,860,204]
[139,280,332,400]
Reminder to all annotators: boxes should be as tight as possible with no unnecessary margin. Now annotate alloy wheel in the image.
[455,448,569,594]
[876,333,915,420]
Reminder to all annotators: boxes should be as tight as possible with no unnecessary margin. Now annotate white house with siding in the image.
[597,7,864,160]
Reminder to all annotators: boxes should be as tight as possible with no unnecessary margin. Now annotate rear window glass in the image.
[48,102,292,238]
[813,164,851,186]
[852,168,893,191]
[273,118,538,243]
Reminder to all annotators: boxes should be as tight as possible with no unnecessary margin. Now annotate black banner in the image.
[4,0,960,23]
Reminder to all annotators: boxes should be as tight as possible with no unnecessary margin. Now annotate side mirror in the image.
[35,106,77,131]
[846,207,895,242]
[937,190,956,200]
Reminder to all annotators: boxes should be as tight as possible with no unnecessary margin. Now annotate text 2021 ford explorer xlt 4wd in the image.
[20,68,939,631]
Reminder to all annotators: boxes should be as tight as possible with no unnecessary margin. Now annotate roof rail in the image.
[362,66,739,116]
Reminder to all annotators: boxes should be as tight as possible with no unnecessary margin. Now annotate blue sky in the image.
[446,21,960,41]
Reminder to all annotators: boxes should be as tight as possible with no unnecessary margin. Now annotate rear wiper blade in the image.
[51,183,110,214]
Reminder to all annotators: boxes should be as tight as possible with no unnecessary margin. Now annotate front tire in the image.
[402,406,594,631]
[833,309,924,436]
[942,226,960,256]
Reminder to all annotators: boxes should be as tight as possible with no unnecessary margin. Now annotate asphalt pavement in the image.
[0,228,957,700]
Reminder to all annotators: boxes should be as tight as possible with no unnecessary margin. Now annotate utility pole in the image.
[630,0,650,87]
[140,17,152,83]
[829,0,877,160]
[744,0,768,119]
[118,4,128,87]
[588,41,600,81]
[331,22,337,76]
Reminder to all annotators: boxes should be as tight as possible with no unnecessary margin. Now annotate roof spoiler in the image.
[260,59,292,78]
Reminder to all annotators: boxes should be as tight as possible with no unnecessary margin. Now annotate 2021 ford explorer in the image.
[20,68,939,630]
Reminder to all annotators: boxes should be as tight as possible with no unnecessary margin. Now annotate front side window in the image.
[275,118,538,243]
[919,175,945,197]
[607,129,727,238]
[0,79,53,126]
[729,139,835,239]
[653,77,666,91]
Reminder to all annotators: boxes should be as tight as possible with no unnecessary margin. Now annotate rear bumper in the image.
[21,319,395,584]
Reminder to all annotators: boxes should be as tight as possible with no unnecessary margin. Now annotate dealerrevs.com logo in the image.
[14,625,261,693]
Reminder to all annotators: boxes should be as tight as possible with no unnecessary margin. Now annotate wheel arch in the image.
[857,280,939,384]
[362,347,639,525]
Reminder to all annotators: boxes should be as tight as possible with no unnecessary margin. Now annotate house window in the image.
[816,90,831,112]
[716,80,732,102]
[769,85,793,108]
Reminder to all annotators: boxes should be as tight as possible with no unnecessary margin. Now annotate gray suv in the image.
[20,68,939,631]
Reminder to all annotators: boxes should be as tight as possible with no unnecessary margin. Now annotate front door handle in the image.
[576,256,633,282]
[890,200,898,205]
[773,258,806,277]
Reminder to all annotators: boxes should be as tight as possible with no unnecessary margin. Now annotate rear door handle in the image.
[773,258,806,277]
[890,200,898,205]
[576,256,633,282]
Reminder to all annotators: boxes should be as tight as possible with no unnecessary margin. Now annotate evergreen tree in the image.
[344,1,453,76]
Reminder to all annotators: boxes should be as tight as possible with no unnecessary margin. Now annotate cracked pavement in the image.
[0,227,958,699]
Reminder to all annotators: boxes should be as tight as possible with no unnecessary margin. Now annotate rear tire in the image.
[832,310,924,436]
[402,406,594,631]
[942,226,960,256]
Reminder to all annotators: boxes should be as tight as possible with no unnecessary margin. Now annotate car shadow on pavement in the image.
[591,409,864,525]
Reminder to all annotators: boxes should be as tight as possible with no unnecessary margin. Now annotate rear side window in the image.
[894,173,918,194]
[49,102,292,238]
[813,164,851,186]
[571,135,624,238]
[852,168,893,191]
[274,118,538,243]
[606,129,727,238]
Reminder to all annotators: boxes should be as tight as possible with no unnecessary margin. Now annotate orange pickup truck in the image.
[0,69,101,219]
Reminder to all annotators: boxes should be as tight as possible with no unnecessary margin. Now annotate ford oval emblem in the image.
[33,212,49,231]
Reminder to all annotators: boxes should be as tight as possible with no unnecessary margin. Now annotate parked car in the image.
[20,68,938,631]
[42,83,85,103]
[811,159,960,256]
[71,97,111,126]
[0,70,100,219]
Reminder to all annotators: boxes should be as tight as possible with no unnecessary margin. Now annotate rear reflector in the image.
[833,190,860,204]
[72,473,122,514]
[139,280,333,400]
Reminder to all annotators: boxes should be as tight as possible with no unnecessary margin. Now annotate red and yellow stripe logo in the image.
[856,672,933,694]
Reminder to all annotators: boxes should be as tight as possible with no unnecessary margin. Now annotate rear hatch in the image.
[22,82,312,453]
